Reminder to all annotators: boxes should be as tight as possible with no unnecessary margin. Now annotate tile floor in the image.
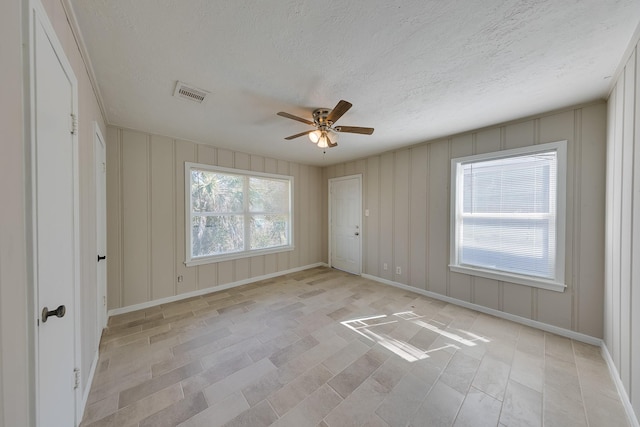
[81,267,630,427]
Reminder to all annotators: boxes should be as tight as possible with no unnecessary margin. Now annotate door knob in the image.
[355,232,360,236]
[41,305,66,323]
[97,255,106,262]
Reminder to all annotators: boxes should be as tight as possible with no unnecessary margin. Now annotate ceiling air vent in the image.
[173,81,210,104]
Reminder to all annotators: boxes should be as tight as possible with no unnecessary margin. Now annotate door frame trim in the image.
[26,0,82,424]
[328,174,363,275]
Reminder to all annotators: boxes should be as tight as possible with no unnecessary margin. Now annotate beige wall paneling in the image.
[343,161,355,176]
[578,105,606,338]
[265,158,278,174]
[264,254,277,275]
[217,260,234,285]
[299,164,310,267]
[474,277,502,311]
[250,154,264,173]
[379,153,395,281]
[426,140,449,295]
[108,128,323,310]
[605,39,640,420]
[409,145,428,290]
[320,167,331,264]
[122,131,151,306]
[325,103,607,336]
[217,148,234,168]
[250,256,265,279]
[535,110,575,330]
[106,128,122,309]
[448,134,474,302]
[393,149,410,284]
[0,0,29,424]
[234,258,250,282]
[502,285,532,319]
[619,54,636,391]
[505,120,535,149]
[234,152,250,170]
[175,140,197,294]
[197,144,217,165]
[611,82,625,370]
[604,87,616,354]
[366,157,381,276]
[631,47,640,413]
[150,135,175,300]
[310,167,322,263]
[198,263,218,290]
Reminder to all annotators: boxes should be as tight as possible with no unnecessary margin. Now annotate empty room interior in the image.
[3,1,640,426]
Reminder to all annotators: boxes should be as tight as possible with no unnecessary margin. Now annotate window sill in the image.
[185,245,294,267]
[449,264,566,292]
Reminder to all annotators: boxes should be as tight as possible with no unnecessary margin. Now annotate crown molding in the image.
[60,0,109,123]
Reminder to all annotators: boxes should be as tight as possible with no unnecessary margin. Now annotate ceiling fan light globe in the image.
[317,134,329,148]
[309,130,321,143]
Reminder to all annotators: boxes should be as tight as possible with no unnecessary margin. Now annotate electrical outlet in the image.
[365,209,370,217]
[177,275,183,283]
[383,263,388,270]
[396,266,401,275]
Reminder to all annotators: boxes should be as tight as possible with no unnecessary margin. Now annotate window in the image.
[185,162,293,266]
[449,141,567,292]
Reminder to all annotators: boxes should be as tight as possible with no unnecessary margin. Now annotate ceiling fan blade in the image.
[277,111,313,125]
[327,135,337,147]
[326,100,352,124]
[335,126,374,135]
[284,130,314,140]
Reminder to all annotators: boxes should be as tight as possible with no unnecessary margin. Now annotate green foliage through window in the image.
[187,165,292,262]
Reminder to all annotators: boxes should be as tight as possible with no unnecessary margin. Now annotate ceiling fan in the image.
[277,100,374,148]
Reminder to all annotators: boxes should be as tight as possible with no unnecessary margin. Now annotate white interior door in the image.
[330,175,362,274]
[95,123,107,332]
[31,3,79,426]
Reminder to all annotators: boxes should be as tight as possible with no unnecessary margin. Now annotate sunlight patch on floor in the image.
[341,311,489,362]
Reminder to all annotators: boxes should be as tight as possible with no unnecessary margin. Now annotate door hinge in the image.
[70,113,78,135]
[73,368,80,390]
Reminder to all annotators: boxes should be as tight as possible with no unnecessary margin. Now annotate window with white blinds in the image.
[450,141,567,292]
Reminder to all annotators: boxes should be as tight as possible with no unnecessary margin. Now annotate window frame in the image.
[185,162,294,266]
[449,141,567,292]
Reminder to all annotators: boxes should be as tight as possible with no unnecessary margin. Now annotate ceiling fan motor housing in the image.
[312,108,332,127]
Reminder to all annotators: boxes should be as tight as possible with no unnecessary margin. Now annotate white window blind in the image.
[450,141,566,291]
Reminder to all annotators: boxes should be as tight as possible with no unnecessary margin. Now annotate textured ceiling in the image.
[71,0,639,166]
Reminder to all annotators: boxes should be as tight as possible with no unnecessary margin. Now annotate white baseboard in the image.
[108,263,327,317]
[601,344,640,427]
[78,349,99,422]
[361,274,601,346]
